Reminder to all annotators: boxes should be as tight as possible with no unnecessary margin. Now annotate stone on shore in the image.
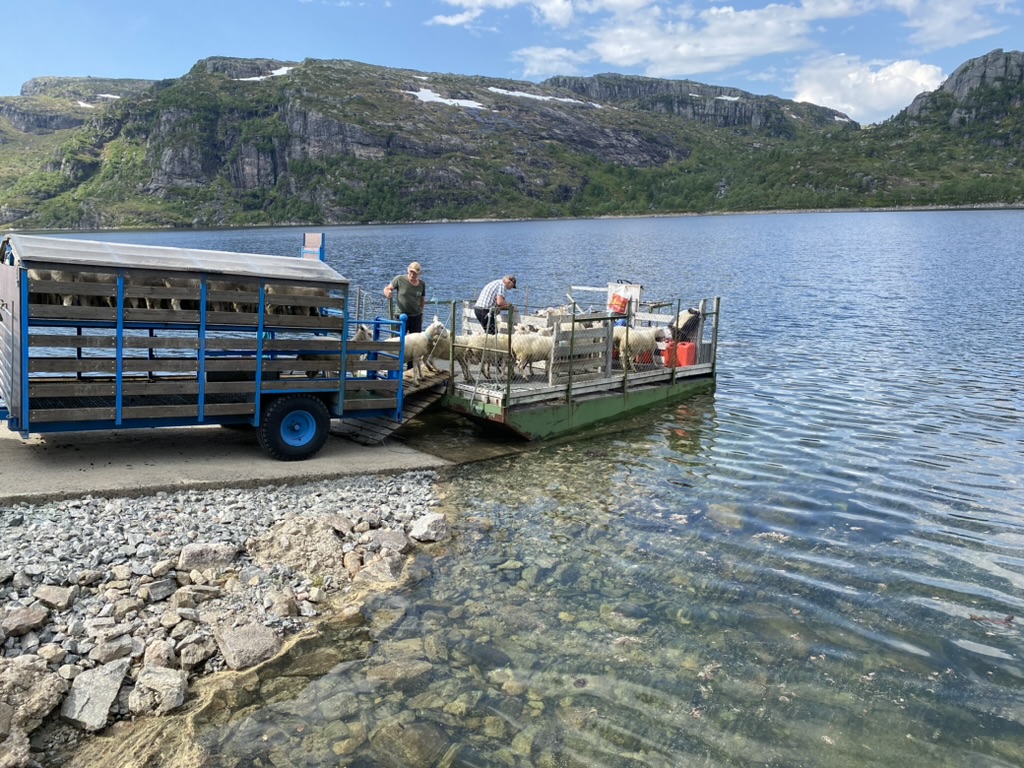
[128,666,188,715]
[177,542,240,571]
[0,655,67,767]
[410,513,449,542]
[1,606,48,638]
[61,658,130,731]
[213,623,282,670]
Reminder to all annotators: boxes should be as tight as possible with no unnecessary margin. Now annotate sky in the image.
[2,0,1020,125]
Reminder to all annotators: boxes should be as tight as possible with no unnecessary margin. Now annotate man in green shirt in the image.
[384,261,426,334]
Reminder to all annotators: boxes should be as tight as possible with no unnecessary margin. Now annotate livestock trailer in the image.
[0,233,405,460]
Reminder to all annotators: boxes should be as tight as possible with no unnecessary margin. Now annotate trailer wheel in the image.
[257,395,331,461]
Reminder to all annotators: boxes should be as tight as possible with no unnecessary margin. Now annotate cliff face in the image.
[905,49,1024,130]
[0,76,157,135]
[137,58,700,203]
[543,74,857,136]
[936,49,1024,102]
[0,100,86,133]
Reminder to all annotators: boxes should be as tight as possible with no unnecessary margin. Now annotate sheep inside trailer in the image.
[0,234,405,460]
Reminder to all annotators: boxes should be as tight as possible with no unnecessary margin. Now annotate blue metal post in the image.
[197,278,208,421]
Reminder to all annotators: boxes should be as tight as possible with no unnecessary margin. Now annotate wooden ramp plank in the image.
[332,371,448,445]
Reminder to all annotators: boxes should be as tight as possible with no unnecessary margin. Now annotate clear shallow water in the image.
[71,211,1024,766]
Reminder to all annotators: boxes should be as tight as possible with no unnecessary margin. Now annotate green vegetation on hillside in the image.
[1,54,1021,230]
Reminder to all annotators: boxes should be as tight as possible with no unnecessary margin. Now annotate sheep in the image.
[387,316,449,383]
[668,308,702,343]
[614,325,667,372]
[301,323,370,378]
[26,268,77,307]
[265,283,328,317]
[345,324,372,376]
[26,269,59,306]
[207,280,258,314]
[512,327,554,379]
[452,333,484,383]
[475,332,513,381]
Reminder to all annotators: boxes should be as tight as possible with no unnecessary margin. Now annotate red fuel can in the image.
[662,341,696,367]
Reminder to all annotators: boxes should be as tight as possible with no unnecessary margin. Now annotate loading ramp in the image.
[332,370,448,445]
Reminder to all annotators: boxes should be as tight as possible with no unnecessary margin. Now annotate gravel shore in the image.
[0,471,447,768]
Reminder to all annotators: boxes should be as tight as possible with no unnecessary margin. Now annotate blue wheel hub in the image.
[280,410,316,446]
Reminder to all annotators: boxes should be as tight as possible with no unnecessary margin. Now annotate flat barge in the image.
[439,284,719,440]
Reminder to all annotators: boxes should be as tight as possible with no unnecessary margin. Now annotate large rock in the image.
[366,528,412,553]
[213,623,281,670]
[177,542,240,571]
[906,49,1024,126]
[368,720,450,768]
[0,655,67,767]
[128,666,188,715]
[409,513,449,543]
[353,550,405,585]
[1,606,48,637]
[543,72,856,135]
[33,584,78,611]
[61,658,130,731]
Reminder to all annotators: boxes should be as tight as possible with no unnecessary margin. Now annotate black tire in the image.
[257,395,331,461]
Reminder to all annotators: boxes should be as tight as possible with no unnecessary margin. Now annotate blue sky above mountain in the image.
[5,0,1020,125]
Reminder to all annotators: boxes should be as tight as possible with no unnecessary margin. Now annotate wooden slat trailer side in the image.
[0,233,405,460]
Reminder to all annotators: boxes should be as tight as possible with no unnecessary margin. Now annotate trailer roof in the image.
[1,234,348,286]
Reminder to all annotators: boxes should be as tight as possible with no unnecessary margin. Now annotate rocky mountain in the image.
[0,49,1021,230]
[543,73,854,137]
[17,75,157,100]
[901,49,1024,148]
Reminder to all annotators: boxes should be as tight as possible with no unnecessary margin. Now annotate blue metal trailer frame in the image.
[0,232,405,460]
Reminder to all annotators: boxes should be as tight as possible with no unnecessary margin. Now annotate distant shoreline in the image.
[6,202,1023,235]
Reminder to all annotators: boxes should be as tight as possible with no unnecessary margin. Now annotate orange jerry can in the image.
[662,341,696,367]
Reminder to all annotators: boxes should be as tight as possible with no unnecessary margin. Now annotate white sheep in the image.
[388,316,449,383]
[512,328,554,379]
[301,324,370,379]
[614,325,667,372]
[265,283,329,317]
[452,333,484,383]
[476,332,513,381]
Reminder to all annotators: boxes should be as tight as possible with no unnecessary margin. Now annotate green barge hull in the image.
[444,372,715,440]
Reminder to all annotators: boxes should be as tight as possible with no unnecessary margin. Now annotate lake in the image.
[65,211,1024,766]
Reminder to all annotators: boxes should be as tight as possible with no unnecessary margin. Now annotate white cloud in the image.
[891,0,1012,50]
[586,3,817,76]
[513,45,593,78]
[792,54,945,124]
[431,0,527,28]
[428,9,485,26]
[532,0,575,26]
[427,0,1006,119]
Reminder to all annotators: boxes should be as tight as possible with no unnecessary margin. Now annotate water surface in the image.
[72,211,1024,766]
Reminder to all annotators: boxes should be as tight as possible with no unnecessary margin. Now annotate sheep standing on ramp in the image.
[389,316,449,384]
